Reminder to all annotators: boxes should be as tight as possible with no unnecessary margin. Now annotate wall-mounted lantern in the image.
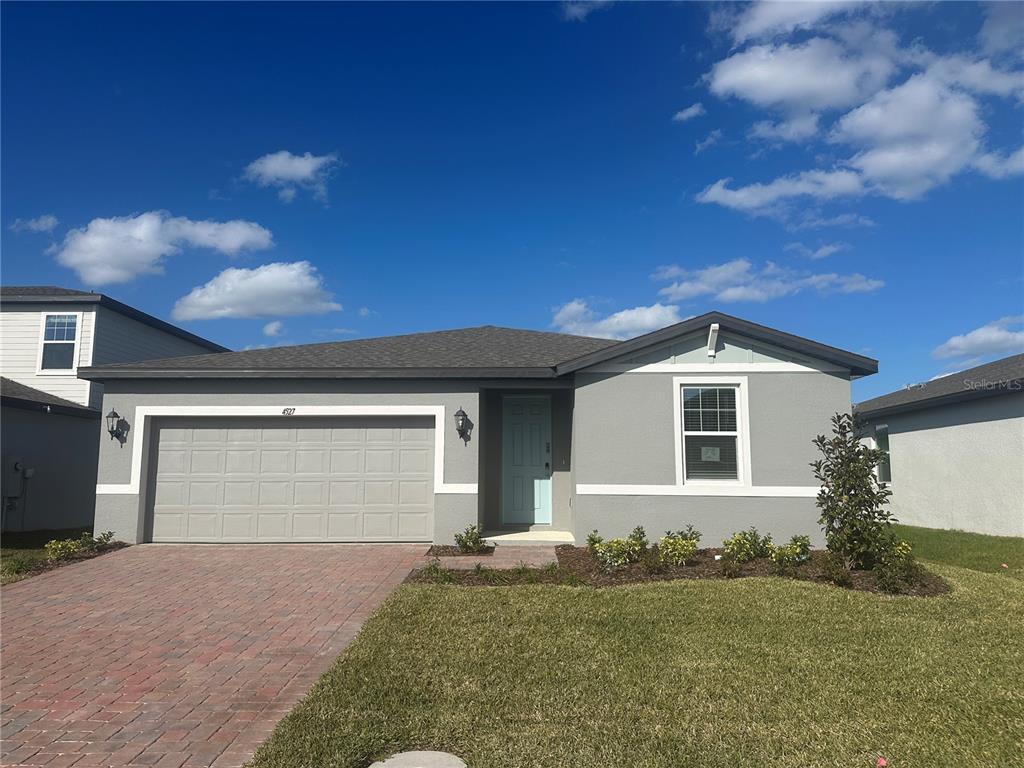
[106,408,130,446]
[453,407,473,443]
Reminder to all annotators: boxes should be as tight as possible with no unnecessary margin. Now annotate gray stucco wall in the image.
[94,379,482,543]
[865,394,1024,537]
[573,496,823,547]
[1,406,100,531]
[572,370,850,487]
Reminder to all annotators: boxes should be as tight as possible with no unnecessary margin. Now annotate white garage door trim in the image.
[96,405,477,496]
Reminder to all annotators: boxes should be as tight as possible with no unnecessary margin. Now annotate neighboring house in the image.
[0,286,227,531]
[79,312,876,546]
[856,354,1024,538]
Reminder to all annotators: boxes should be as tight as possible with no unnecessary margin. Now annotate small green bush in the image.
[658,532,699,566]
[771,535,812,575]
[421,559,455,584]
[822,552,853,587]
[591,527,649,571]
[874,539,920,594]
[665,524,702,544]
[454,525,489,554]
[722,527,774,563]
[44,531,117,561]
[1,555,31,576]
[721,554,742,579]
[586,530,604,550]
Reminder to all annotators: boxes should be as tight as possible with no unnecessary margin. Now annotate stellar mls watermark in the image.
[963,378,1022,391]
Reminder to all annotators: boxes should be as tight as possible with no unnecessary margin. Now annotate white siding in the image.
[0,304,96,407]
[91,306,218,366]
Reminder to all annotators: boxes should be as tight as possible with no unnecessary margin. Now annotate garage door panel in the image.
[150,416,434,542]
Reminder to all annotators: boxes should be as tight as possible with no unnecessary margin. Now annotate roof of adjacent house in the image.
[1,377,100,419]
[856,353,1024,419]
[78,311,877,380]
[0,286,229,353]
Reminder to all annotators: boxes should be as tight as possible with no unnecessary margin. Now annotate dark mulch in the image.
[426,544,495,557]
[407,545,950,597]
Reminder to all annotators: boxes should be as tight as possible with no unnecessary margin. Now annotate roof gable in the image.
[556,312,877,377]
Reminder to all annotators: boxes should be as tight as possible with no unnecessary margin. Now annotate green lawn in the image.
[0,529,87,584]
[895,524,1024,579]
[251,536,1024,768]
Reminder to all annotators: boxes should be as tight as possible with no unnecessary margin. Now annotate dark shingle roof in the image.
[79,326,619,379]
[0,286,96,297]
[1,285,228,353]
[1,378,100,418]
[856,354,1024,419]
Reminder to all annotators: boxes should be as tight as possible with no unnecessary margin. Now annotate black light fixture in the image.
[106,408,128,444]
[453,407,473,443]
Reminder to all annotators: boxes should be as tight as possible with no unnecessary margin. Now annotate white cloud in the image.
[979,1,1024,57]
[730,0,864,44]
[53,211,272,286]
[832,73,984,199]
[672,103,705,122]
[655,258,882,303]
[172,261,342,321]
[696,169,864,213]
[552,299,682,340]
[932,316,1024,359]
[707,37,894,113]
[783,241,849,259]
[792,212,876,230]
[262,320,283,337]
[244,150,339,202]
[695,129,722,155]
[973,145,1024,179]
[10,214,58,234]
[925,54,1024,100]
[750,114,820,142]
[562,1,612,22]
[357,306,373,317]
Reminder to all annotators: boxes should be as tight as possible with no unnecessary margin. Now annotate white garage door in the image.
[149,417,434,542]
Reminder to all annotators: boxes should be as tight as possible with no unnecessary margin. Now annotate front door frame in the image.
[500,394,553,526]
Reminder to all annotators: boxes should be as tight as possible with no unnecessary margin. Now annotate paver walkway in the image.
[432,544,557,570]
[1,544,425,768]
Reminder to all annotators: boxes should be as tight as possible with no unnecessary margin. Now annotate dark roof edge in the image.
[1,293,228,353]
[855,379,1023,420]
[1,394,101,419]
[78,366,559,381]
[555,311,878,377]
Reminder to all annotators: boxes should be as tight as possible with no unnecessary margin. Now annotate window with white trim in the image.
[875,425,891,484]
[40,314,78,370]
[682,386,739,480]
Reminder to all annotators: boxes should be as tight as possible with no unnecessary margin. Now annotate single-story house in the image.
[80,312,877,546]
[856,353,1023,538]
[0,286,226,531]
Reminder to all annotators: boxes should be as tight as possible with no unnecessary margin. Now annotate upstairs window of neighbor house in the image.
[40,314,78,370]
[875,425,892,484]
[682,386,740,481]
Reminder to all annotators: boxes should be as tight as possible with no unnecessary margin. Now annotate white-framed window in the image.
[874,424,892,484]
[681,385,740,481]
[38,313,79,372]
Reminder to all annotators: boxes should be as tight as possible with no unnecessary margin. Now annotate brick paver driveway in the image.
[1,544,425,768]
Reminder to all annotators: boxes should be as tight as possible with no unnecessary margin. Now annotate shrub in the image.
[642,549,667,574]
[420,559,454,584]
[1,555,31,576]
[722,527,774,563]
[586,530,604,551]
[811,412,894,569]
[822,552,853,588]
[44,531,119,562]
[874,539,920,594]
[658,532,699,566]
[665,524,702,545]
[771,535,812,576]
[454,525,489,554]
[721,554,742,579]
[592,527,649,571]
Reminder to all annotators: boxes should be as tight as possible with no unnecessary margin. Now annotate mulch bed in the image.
[426,545,495,557]
[407,545,950,597]
[2,542,128,585]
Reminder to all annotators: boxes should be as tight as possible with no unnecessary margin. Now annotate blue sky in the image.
[2,1,1022,400]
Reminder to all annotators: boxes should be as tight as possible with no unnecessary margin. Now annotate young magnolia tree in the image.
[811,412,894,569]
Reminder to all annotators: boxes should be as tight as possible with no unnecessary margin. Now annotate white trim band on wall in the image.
[575,484,819,497]
[95,404,478,496]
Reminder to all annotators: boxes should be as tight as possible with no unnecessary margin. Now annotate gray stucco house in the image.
[857,354,1023,538]
[80,312,877,546]
[0,286,226,531]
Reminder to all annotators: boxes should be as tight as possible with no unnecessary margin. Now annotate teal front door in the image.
[501,396,552,525]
